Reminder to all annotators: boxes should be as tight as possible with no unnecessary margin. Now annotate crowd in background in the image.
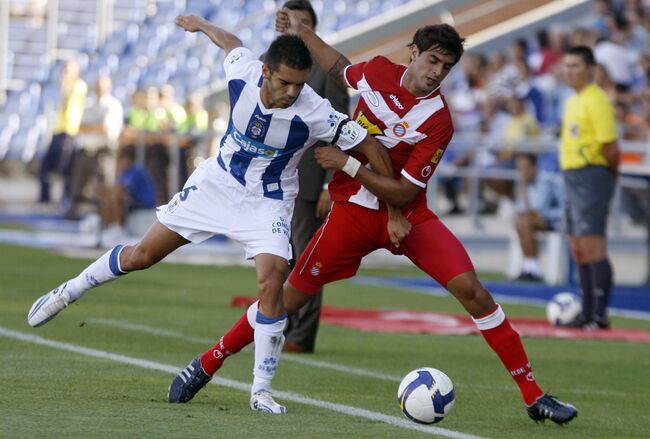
[26,0,650,258]
[441,0,650,219]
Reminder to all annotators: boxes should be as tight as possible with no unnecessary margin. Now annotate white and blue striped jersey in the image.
[216,47,366,201]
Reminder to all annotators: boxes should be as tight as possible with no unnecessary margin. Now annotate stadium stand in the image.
[0,0,648,283]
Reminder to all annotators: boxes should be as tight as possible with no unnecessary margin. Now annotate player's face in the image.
[562,54,593,90]
[406,45,457,96]
[262,63,310,109]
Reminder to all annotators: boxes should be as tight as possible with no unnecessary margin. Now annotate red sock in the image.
[200,310,255,375]
[474,305,544,406]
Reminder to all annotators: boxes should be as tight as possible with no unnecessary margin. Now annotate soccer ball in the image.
[546,292,582,325]
[397,367,455,424]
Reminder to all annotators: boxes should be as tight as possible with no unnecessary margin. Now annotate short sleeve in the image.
[401,121,454,188]
[343,56,392,90]
[306,93,366,150]
[223,47,257,80]
[589,93,617,144]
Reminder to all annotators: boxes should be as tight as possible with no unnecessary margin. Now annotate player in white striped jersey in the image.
[26,14,410,414]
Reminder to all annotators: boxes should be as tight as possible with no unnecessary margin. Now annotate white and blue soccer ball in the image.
[397,367,455,424]
[546,292,582,325]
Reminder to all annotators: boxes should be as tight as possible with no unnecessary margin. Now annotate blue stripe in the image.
[256,311,288,324]
[261,115,309,200]
[109,245,127,276]
[229,104,273,186]
[217,79,246,182]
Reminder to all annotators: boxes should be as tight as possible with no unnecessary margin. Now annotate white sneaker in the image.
[250,390,287,414]
[27,283,74,327]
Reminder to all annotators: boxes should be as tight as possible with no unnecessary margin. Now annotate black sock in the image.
[591,258,613,322]
[578,264,594,320]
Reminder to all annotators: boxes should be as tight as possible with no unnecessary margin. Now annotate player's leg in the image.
[248,252,289,413]
[27,221,190,327]
[564,166,615,329]
[568,234,611,328]
[170,202,375,404]
[401,214,577,424]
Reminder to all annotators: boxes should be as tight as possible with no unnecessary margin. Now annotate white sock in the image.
[65,245,128,301]
[246,301,259,328]
[523,257,541,275]
[251,311,287,395]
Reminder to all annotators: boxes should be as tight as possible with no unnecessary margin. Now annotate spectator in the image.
[96,146,156,246]
[38,60,87,205]
[514,154,564,282]
[177,92,209,179]
[65,76,124,219]
[121,87,168,205]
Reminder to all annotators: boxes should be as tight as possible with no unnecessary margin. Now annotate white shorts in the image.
[156,157,293,260]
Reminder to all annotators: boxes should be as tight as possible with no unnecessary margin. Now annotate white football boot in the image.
[250,390,287,414]
[27,283,74,327]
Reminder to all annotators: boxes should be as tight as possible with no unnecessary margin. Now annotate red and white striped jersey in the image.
[328,56,454,210]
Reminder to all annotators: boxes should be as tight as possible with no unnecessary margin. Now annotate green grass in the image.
[1,243,650,438]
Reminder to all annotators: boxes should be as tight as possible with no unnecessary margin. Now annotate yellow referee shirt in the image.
[560,83,617,170]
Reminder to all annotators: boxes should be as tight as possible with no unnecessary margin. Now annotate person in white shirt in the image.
[66,76,124,219]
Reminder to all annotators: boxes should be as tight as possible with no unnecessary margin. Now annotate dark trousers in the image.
[145,143,170,206]
[65,148,102,218]
[38,133,75,203]
[285,198,325,351]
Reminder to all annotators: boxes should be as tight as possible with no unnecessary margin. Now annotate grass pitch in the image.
[1,244,649,438]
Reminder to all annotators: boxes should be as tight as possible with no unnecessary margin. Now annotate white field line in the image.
[0,326,487,439]
[88,318,627,398]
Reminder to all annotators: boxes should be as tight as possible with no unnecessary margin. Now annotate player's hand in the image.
[275,7,301,35]
[314,146,348,170]
[315,189,332,218]
[387,210,411,248]
[175,15,205,33]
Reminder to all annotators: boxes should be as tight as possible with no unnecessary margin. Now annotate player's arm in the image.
[276,8,350,88]
[602,140,620,177]
[317,142,420,208]
[175,15,242,54]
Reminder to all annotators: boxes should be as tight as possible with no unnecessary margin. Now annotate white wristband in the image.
[342,156,361,178]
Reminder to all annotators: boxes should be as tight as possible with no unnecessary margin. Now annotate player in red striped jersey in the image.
[170,9,578,425]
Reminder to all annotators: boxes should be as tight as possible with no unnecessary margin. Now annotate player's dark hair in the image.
[566,45,596,66]
[283,0,317,29]
[265,34,312,72]
[409,24,465,63]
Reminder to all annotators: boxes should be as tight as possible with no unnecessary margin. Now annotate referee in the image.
[560,46,620,329]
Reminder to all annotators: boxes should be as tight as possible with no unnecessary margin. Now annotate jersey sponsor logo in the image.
[389,94,404,109]
[392,122,408,137]
[363,91,380,107]
[421,165,432,178]
[355,111,384,136]
[569,122,579,137]
[271,217,289,236]
[231,127,280,158]
[339,121,362,144]
[431,149,443,164]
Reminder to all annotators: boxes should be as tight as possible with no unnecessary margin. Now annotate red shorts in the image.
[288,201,474,294]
